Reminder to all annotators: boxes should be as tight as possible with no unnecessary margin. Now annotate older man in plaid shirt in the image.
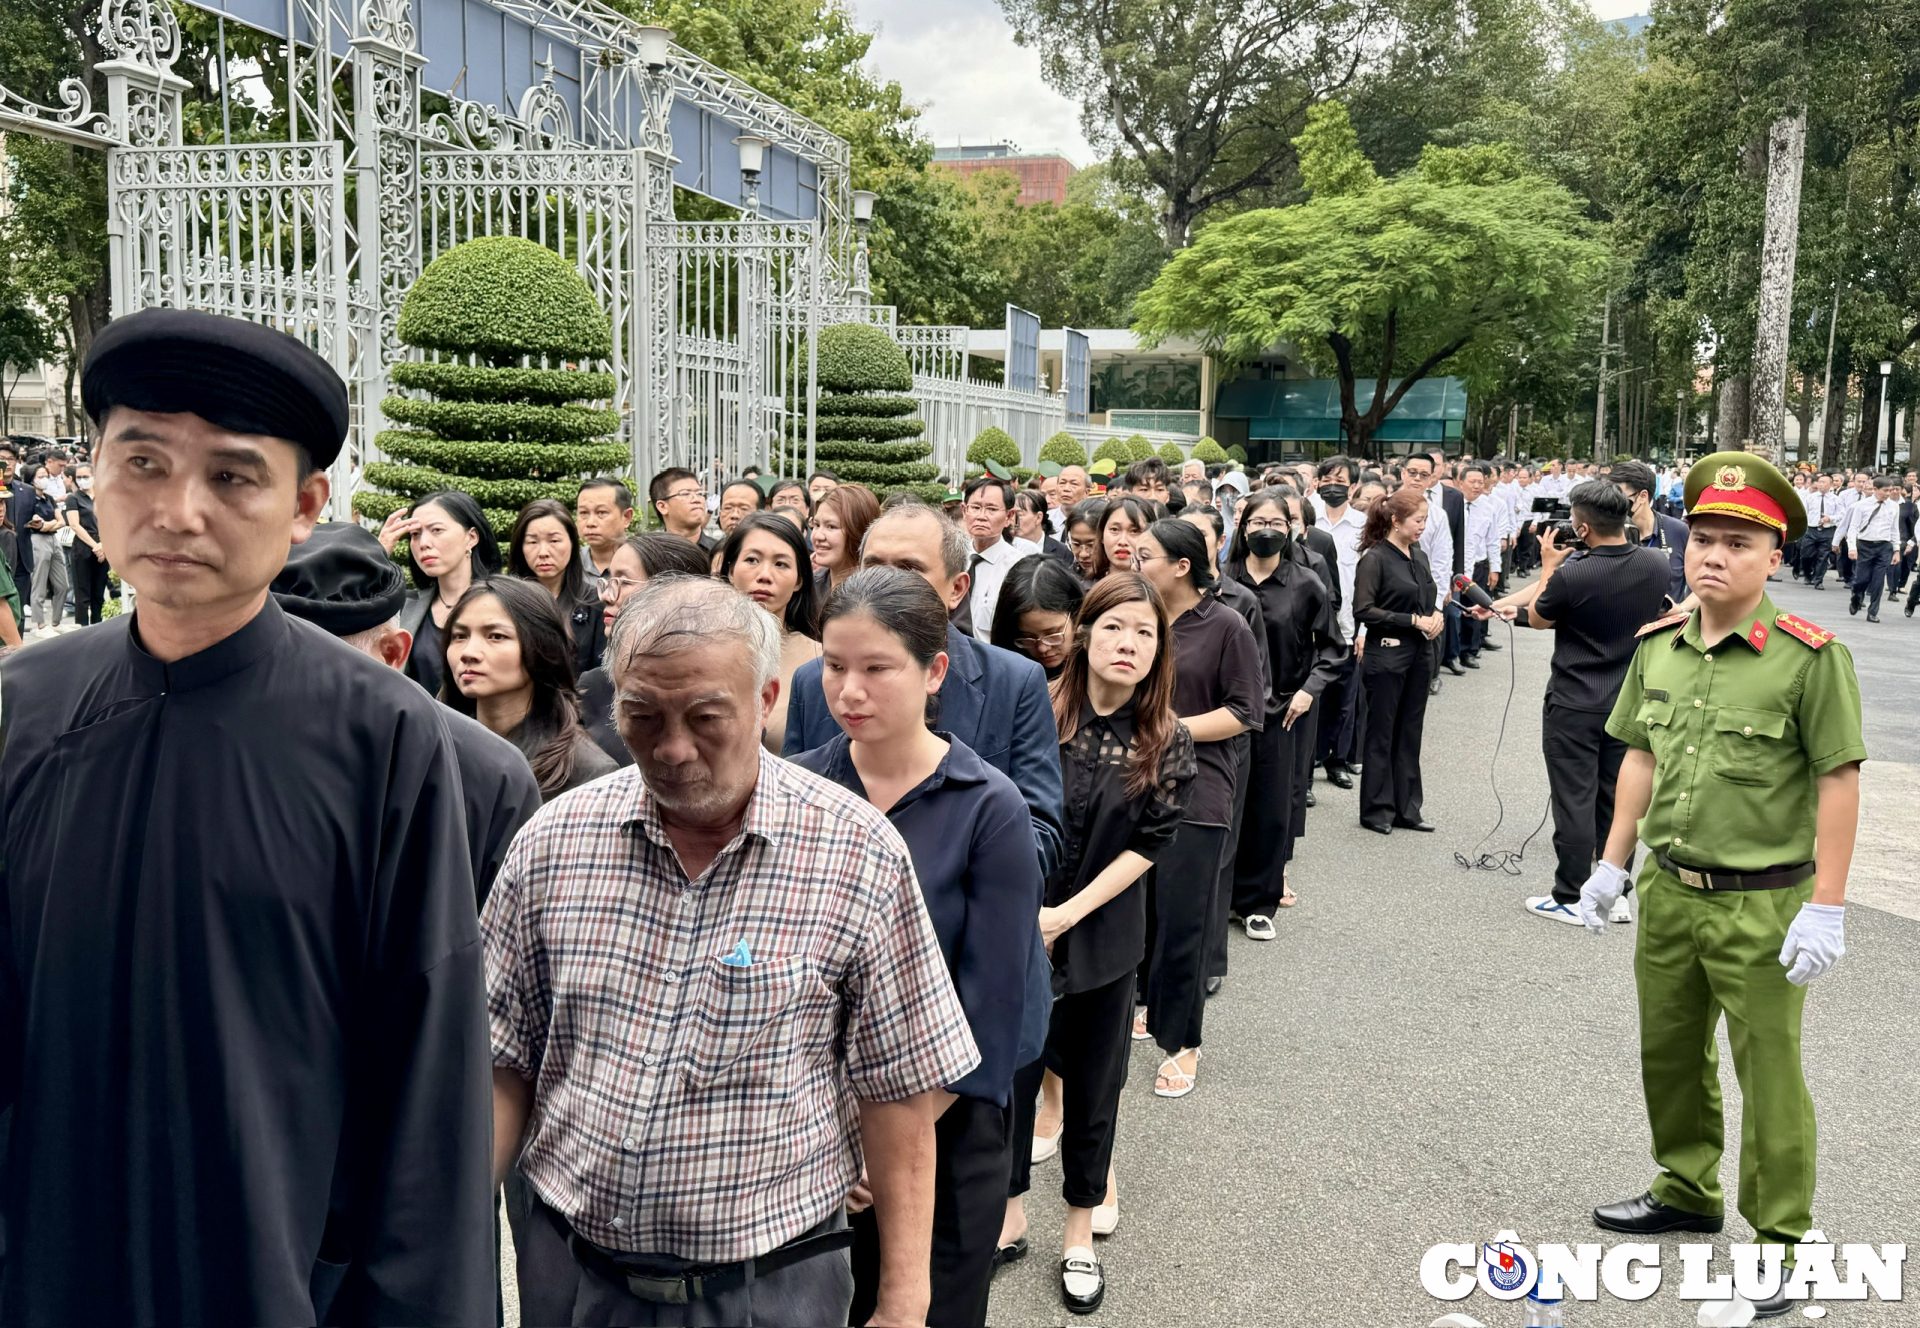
[486,576,980,1327]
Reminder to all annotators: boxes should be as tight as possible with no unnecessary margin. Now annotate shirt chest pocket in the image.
[683,953,810,1091]
[1709,705,1792,785]
[1637,698,1677,754]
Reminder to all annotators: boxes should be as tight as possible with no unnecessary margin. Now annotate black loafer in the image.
[1205,975,1223,996]
[1324,764,1354,790]
[991,1236,1029,1274]
[1592,1191,1723,1234]
[1868,614,1882,623]
[1360,819,1394,835]
[1444,661,1467,676]
[1393,817,1436,832]
[1749,1288,1795,1319]
[1482,640,1503,651]
[1304,788,1317,808]
[1461,655,1481,669]
[1061,1250,1105,1315]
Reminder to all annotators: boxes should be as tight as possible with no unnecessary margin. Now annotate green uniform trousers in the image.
[1634,862,1816,1248]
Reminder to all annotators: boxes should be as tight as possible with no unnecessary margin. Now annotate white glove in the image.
[1578,860,1631,934]
[1779,903,1845,985]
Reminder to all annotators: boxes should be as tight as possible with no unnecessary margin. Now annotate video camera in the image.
[1530,495,1584,551]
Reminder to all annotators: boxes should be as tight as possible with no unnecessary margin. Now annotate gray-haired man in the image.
[486,575,980,1327]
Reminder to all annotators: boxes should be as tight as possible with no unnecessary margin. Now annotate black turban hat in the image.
[271,522,409,637]
[82,307,350,468]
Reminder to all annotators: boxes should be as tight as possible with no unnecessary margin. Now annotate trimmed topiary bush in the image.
[1191,436,1229,464]
[1125,434,1156,462]
[1155,440,1186,466]
[1091,437,1132,469]
[804,323,938,500]
[967,427,1022,473]
[357,236,627,536]
[1227,443,1248,463]
[1039,431,1088,467]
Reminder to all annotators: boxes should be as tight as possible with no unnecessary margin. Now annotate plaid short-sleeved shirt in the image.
[483,750,980,1262]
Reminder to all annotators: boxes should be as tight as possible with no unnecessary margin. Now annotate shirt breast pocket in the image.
[683,953,809,1091]
[1709,706,1790,786]
[1638,698,1676,755]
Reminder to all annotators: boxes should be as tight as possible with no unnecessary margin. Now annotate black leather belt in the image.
[552,1205,853,1305]
[1655,853,1814,893]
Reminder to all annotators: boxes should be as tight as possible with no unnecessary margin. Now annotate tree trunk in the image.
[1821,373,1849,469]
[1792,370,1814,458]
[1750,112,1808,466]
[1854,373,1883,470]
[1593,294,1610,458]
[1715,373,1751,449]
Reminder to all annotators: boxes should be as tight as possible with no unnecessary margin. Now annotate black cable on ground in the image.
[1452,612,1551,876]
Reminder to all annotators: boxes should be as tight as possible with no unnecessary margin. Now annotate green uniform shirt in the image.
[1604,593,1867,872]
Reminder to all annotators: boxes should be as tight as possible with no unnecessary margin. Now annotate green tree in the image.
[1039,431,1089,466]
[966,426,1022,471]
[1092,437,1133,468]
[1134,104,1605,456]
[999,0,1375,247]
[0,299,57,429]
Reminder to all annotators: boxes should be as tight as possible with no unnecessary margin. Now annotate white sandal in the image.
[1153,1048,1200,1098]
[1130,1006,1151,1041]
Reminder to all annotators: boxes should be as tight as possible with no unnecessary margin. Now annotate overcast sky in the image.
[850,0,1651,166]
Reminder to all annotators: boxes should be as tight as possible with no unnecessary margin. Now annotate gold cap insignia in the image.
[1714,464,1747,491]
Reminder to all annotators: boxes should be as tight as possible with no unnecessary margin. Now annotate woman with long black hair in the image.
[1000,572,1194,1315]
[1226,491,1346,932]
[1127,517,1261,1101]
[508,497,606,674]
[1351,487,1444,834]
[380,489,501,698]
[720,510,822,752]
[440,576,617,802]
[989,554,1085,678]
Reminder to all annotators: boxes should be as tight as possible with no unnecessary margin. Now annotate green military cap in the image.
[984,459,1015,481]
[1037,460,1064,478]
[1683,450,1806,543]
[1088,457,1118,478]
[941,487,963,503]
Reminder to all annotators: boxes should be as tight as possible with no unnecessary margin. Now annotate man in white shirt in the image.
[961,473,1025,640]
[1459,462,1504,666]
[1799,471,1840,587]
[1324,477,1383,787]
[1828,470,1870,584]
[1841,473,1903,621]
[1050,465,1090,536]
[1397,455,1454,692]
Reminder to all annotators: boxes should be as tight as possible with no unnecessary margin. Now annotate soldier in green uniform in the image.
[1577,451,1865,1320]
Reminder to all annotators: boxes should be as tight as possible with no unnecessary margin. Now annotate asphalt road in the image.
[984,571,1920,1328]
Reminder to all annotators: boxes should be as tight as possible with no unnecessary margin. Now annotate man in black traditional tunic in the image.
[0,308,493,1326]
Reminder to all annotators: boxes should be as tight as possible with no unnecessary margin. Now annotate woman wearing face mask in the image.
[1352,488,1444,834]
[989,554,1085,678]
[62,463,110,625]
[384,489,502,698]
[1126,519,1261,1100]
[720,512,821,753]
[1000,573,1194,1314]
[791,567,1044,1328]
[509,497,606,675]
[1226,494,1346,931]
[576,533,712,765]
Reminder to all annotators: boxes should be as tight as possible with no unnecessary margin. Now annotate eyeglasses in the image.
[598,573,646,598]
[1016,631,1068,651]
[963,503,1005,517]
[667,487,706,503]
[1129,550,1162,566]
[1244,520,1288,533]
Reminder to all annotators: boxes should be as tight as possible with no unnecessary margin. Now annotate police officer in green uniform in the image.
[1577,451,1865,1321]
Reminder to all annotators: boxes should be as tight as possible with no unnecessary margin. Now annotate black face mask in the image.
[1246,528,1290,559]
[1317,483,1350,509]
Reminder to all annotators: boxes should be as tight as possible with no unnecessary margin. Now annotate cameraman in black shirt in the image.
[1481,481,1672,927]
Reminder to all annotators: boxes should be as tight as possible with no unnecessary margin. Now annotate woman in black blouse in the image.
[508,498,607,676]
[1001,572,1194,1315]
[1351,487,1445,834]
[1130,518,1261,1101]
[1226,492,1347,931]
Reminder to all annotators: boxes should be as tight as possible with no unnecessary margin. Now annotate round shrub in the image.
[802,322,931,497]
[1155,440,1186,466]
[816,322,914,394]
[1038,432,1088,467]
[1227,444,1248,463]
[967,427,1022,470]
[395,236,612,363]
[1191,437,1229,464]
[1125,434,1157,462]
[1091,437,1132,468]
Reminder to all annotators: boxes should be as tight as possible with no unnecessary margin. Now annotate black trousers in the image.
[1008,970,1135,1208]
[850,1096,1011,1328]
[1289,703,1317,857]
[1140,821,1228,1055]
[1834,540,1854,586]
[1316,654,1357,768]
[1207,732,1253,979]
[1850,539,1894,615]
[67,547,109,625]
[1232,715,1299,919]
[1358,639,1431,826]
[1800,531,1832,584]
[1462,560,1491,655]
[1541,700,1626,905]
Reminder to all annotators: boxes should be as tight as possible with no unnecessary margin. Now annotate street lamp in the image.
[635,25,672,71]
[1879,359,1895,469]
[734,135,770,218]
[850,189,877,303]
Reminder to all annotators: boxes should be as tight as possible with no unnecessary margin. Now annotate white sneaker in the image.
[1610,895,1633,924]
[1242,914,1277,941]
[1524,896,1584,926]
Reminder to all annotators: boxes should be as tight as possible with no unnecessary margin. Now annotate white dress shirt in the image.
[966,536,1027,640]
[1829,489,1862,549]
[1419,486,1454,597]
[1329,504,1367,641]
[1464,493,1502,571]
[1842,495,1900,551]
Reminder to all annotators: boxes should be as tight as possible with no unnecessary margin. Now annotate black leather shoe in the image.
[1444,660,1467,676]
[1061,1250,1105,1315]
[1461,655,1481,669]
[1360,819,1394,835]
[1305,788,1317,808]
[991,1236,1029,1274]
[1592,1191,1723,1234]
[1324,764,1354,790]
[1850,599,1862,615]
[1906,603,1915,617]
[1482,640,1503,651]
[1205,975,1223,996]
[1749,1288,1795,1319]
[1393,817,1436,832]
[1429,678,1442,696]
[1868,613,1882,623]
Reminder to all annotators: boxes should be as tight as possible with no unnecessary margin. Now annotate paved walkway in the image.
[986,573,1919,1327]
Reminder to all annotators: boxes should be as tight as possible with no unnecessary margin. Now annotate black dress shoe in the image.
[1749,1288,1795,1319]
[1592,1191,1723,1234]
[1205,975,1223,996]
[1393,817,1436,832]
[1443,660,1467,676]
[1850,599,1862,614]
[1461,655,1481,669]
[1868,613,1882,623]
[991,1236,1029,1274]
[1304,788,1317,808]
[1481,639,1503,651]
[1429,678,1442,696]
[1324,764,1354,790]
[1061,1251,1105,1315]
[1360,819,1394,835]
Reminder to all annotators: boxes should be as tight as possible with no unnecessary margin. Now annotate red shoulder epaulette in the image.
[1635,610,1689,638]
[1774,612,1835,648]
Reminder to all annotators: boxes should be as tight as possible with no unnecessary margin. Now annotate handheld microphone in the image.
[1452,573,1494,612]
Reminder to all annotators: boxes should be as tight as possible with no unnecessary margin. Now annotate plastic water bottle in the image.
[1524,1276,1564,1327]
